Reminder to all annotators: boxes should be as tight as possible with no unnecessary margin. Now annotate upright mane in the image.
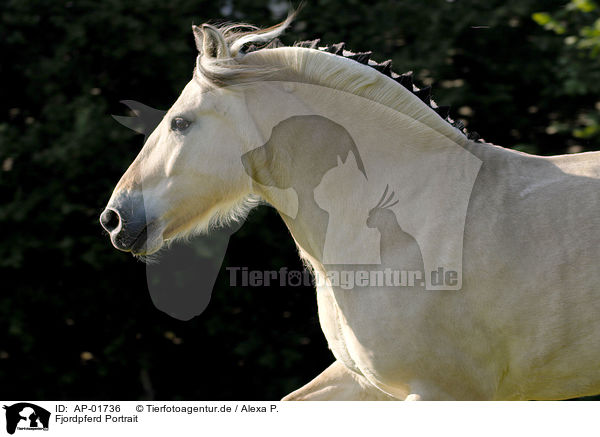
[195,17,483,144]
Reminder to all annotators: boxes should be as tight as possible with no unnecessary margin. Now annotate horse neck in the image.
[242,76,484,282]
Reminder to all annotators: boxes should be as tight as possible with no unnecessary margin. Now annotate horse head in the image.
[100,24,271,257]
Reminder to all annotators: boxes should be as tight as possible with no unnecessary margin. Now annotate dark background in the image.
[1,0,599,400]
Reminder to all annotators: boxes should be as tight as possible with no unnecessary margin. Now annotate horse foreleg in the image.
[281,360,398,401]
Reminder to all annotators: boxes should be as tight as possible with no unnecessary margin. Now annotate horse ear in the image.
[192,25,204,53]
[194,24,230,59]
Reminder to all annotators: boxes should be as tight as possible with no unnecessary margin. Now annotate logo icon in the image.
[3,403,50,435]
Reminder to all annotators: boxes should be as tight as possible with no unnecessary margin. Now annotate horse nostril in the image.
[100,208,121,233]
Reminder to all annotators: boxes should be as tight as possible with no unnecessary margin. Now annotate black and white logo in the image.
[3,403,50,435]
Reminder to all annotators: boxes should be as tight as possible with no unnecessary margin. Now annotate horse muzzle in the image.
[100,192,152,254]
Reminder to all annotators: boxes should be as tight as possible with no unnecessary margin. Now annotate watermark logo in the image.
[3,403,50,434]
[226,267,458,290]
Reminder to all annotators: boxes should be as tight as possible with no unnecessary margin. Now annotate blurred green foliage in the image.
[533,0,600,144]
[0,0,599,400]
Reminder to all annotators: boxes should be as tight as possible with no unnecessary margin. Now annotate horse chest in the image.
[315,284,363,374]
[315,281,435,384]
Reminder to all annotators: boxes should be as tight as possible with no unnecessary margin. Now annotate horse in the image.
[100,17,600,400]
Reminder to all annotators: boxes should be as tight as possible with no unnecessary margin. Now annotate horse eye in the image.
[171,117,191,132]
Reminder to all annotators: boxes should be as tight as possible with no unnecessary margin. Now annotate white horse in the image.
[100,17,600,400]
